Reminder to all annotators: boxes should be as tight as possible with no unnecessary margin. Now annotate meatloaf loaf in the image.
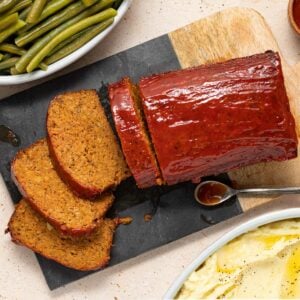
[139,51,298,185]
[109,77,162,188]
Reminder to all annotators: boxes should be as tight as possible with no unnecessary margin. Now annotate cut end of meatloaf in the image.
[11,139,114,237]
[47,90,130,198]
[8,199,117,271]
[109,77,163,188]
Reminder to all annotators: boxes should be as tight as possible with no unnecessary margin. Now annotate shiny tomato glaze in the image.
[139,52,298,185]
[109,78,161,188]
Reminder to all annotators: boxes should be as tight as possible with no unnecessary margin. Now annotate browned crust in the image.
[11,140,107,238]
[7,203,116,271]
[46,90,125,199]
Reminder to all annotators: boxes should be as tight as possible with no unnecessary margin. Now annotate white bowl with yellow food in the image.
[164,208,300,299]
[0,0,132,85]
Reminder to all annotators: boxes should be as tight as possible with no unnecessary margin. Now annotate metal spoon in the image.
[194,180,300,207]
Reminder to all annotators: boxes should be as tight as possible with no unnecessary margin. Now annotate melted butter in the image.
[259,235,300,249]
[281,243,300,298]
[217,265,236,274]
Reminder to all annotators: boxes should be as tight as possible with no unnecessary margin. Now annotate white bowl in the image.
[164,207,300,299]
[0,0,132,85]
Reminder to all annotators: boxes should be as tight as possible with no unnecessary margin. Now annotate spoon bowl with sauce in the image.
[288,0,300,35]
[195,180,300,207]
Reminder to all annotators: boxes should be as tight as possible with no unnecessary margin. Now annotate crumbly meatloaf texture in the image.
[109,78,162,188]
[139,51,298,185]
[47,90,130,198]
[8,199,117,271]
[11,139,114,237]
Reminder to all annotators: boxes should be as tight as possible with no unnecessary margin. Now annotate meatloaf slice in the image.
[8,199,117,271]
[139,51,298,185]
[11,139,114,237]
[47,90,130,198]
[109,77,162,188]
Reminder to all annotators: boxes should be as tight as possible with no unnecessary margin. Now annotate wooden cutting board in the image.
[169,7,300,211]
[0,7,299,289]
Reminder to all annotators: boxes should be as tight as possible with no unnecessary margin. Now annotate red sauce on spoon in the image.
[196,182,228,205]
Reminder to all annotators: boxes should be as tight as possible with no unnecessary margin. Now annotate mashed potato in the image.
[176,219,300,299]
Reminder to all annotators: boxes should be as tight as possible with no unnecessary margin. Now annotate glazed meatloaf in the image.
[109,77,162,188]
[139,51,298,185]
[47,90,130,198]
[8,199,117,271]
[11,139,114,237]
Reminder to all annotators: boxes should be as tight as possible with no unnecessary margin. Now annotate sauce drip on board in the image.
[0,125,20,147]
[197,182,228,205]
[293,0,300,29]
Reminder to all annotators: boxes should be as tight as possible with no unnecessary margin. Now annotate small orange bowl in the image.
[289,0,300,35]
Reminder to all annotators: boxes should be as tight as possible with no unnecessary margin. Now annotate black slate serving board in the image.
[0,34,242,290]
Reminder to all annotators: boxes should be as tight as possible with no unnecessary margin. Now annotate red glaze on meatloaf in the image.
[109,77,162,188]
[139,51,298,185]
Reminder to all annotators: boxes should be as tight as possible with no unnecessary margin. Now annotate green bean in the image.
[0,47,46,75]
[0,12,18,31]
[3,0,32,17]
[16,14,84,73]
[0,44,48,70]
[47,27,89,56]
[45,17,114,64]
[26,0,48,24]
[0,20,26,44]
[19,6,32,20]
[27,8,116,72]
[82,0,98,6]
[10,66,20,75]
[0,57,18,70]
[19,0,76,34]
[0,0,17,14]
[36,0,75,20]
[15,0,115,72]
[82,0,115,15]
[39,61,48,70]
[16,1,87,47]
[10,61,47,75]
[0,43,26,55]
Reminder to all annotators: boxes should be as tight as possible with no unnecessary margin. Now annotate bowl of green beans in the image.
[0,0,132,85]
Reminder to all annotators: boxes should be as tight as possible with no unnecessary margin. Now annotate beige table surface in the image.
[1,0,300,299]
